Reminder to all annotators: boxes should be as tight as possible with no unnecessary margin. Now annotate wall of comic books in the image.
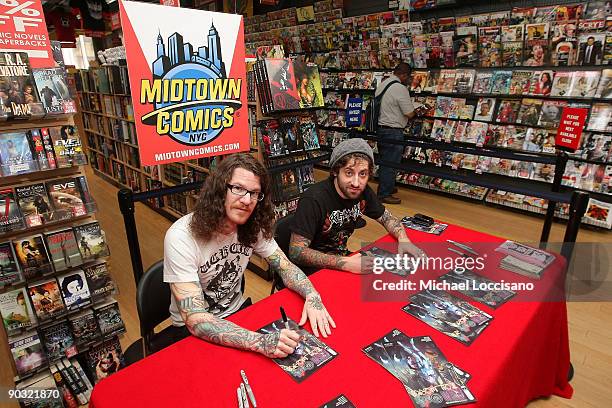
[245,1,612,229]
[0,45,128,406]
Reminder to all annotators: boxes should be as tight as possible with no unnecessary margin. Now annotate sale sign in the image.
[0,0,53,68]
[555,107,589,152]
[120,0,248,166]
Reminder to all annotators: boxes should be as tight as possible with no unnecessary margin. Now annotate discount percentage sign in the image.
[0,0,43,32]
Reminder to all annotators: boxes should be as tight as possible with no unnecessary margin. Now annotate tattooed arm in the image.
[170,281,299,358]
[265,248,336,337]
[288,232,366,274]
[376,209,425,257]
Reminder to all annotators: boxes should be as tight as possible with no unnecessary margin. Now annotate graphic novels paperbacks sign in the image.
[120,0,248,166]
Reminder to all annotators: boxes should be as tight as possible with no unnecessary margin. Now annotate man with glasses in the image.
[164,153,335,359]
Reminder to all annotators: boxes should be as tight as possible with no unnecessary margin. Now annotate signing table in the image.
[90,223,573,407]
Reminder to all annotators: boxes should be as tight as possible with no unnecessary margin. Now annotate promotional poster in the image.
[120,0,248,166]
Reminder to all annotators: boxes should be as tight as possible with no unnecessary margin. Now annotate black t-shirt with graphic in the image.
[290,177,385,256]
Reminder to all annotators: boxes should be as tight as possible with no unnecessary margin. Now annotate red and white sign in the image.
[0,0,53,68]
[555,107,589,152]
[120,0,248,166]
[160,0,180,7]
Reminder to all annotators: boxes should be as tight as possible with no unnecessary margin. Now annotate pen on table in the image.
[447,247,470,258]
[237,387,244,408]
[447,239,479,256]
[240,382,250,408]
[280,306,290,330]
[241,370,257,408]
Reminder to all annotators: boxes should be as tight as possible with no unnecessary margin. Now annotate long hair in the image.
[190,153,275,247]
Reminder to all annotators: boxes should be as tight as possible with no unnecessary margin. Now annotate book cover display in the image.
[0,188,25,233]
[0,131,37,176]
[0,287,35,334]
[0,52,44,119]
[27,278,65,321]
[12,234,53,279]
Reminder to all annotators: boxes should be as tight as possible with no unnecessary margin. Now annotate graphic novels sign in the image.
[555,107,588,152]
[0,0,53,68]
[120,0,248,165]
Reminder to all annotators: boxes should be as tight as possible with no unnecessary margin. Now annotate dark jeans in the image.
[376,127,404,198]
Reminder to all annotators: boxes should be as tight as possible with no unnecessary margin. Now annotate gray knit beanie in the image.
[329,138,374,169]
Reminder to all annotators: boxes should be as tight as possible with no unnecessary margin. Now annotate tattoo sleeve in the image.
[288,232,348,271]
[377,209,409,241]
[266,247,318,299]
[170,282,272,353]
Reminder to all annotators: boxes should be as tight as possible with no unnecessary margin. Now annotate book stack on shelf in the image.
[245,1,612,229]
[0,50,126,407]
[251,53,328,218]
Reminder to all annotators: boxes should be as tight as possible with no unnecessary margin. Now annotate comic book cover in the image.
[32,68,75,115]
[15,183,54,227]
[69,308,100,347]
[496,99,521,123]
[523,23,550,66]
[583,198,612,228]
[0,131,37,176]
[509,71,533,95]
[297,115,320,150]
[436,70,456,93]
[474,98,496,122]
[264,58,301,111]
[279,168,300,199]
[523,128,548,152]
[0,188,25,234]
[465,122,489,145]
[293,59,324,108]
[472,72,493,94]
[596,69,612,98]
[86,336,123,383]
[555,3,585,20]
[46,177,87,220]
[529,70,554,96]
[538,100,568,127]
[517,98,544,126]
[577,32,606,65]
[44,229,82,272]
[0,287,35,334]
[73,222,110,261]
[0,242,21,288]
[39,320,77,362]
[453,32,478,67]
[532,162,556,182]
[410,71,429,93]
[403,290,492,345]
[10,332,47,377]
[434,97,452,118]
[510,7,535,25]
[94,300,125,337]
[551,21,579,65]
[502,41,524,66]
[454,69,475,94]
[587,103,612,132]
[12,234,53,279]
[0,52,44,119]
[279,116,304,154]
[319,394,356,408]
[259,318,337,382]
[550,72,573,96]
[569,71,601,97]
[48,126,86,168]
[585,1,611,19]
[298,164,316,193]
[502,24,524,42]
[27,278,64,321]
[572,133,612,161]
[478,27,502,67]
[490,71,512,94]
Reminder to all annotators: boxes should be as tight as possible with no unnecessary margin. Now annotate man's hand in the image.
[343,253,374,274]
[255,329,300,358]
[398,240,426,258]
[299,293,336,338]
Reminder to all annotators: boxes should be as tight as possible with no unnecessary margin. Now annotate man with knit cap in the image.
[288,138,424,275]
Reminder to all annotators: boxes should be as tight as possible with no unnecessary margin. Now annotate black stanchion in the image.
[561,191,590,264]
[118,188,145,286]
[540,152,569,248]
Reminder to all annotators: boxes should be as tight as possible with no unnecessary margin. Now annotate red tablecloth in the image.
[91,224,572,408]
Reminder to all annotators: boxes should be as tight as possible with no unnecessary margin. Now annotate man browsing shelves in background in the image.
[164,154,335,359]
[288,138,425,275]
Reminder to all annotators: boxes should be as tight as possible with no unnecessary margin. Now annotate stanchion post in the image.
[561,191,589,264]
[118,188,145,286]
[540,152,569,248]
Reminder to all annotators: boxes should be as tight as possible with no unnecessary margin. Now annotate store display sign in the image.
[120,0,248,166]
[0,0,53,68]
[555,107,588,152]
[346,97,363,127]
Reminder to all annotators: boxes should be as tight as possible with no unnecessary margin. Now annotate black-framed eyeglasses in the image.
[226,184,265,202]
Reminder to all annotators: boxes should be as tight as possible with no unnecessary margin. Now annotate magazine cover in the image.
[502,41,524,66]
[259,318,337,383]
[0,52,44,119]
[490,71,512,94]
[44,229,83,272]
[577,33,606,65]
[529,71,554,96]
[587,103,612,132]
[0,287,35,334]
[550,72,573,96]
[474,98,496,121]
[12,234,53,279]
[517,98,543,126]
[0,242,21,288]
[84,262,114,300]
[524,23,550,66]
[523,128,548,152]
[39,320,77,362]
[58,269,92,311]
[86,336,124,383]
[0,188,25,234]
[48,126,86,168]
[0,131,37,176]
[509,71,533,95]
[73,222,110,261]
[32,68,75,115]
[478,26,502,67]
[538,100,568,128]
[496,99,521,123]
[569,71,601,97]
[583,197,612,228]
[596,69,612,98]
[532,162,556,182]
[69,308,100,347]
[28,278,65,321]
[10,332,47,377]
[15,183,54,227]
[551,21,578,66]
[95,300,125,336]
[472,72,493,94]
[46,177,87,219]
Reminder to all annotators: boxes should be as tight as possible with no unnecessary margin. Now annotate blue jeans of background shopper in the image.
[376,127,404,198]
